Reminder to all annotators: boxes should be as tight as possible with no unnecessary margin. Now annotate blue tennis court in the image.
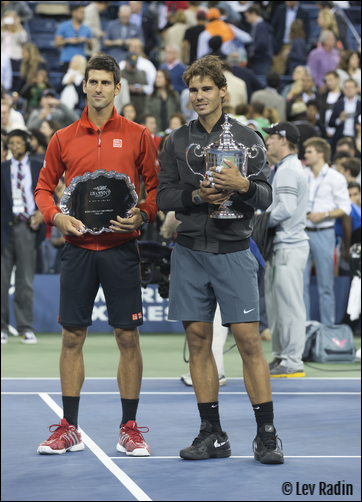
[1,377,361,501]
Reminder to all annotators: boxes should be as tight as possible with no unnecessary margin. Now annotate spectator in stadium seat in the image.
[26,88,79,130]
[39,119,61,145]
[1,52,12,90]
[28,127,48,163]
[129,1,158,60]
[120,52,148,118]
[83,1,109,57]
[196,7,252,60]
[160,45,187,94]
[145,69,180,134]
[1,1,33,24]
[250,72,286,121]
[121,102,137,122]
[1,10,28,73]
[59,55,87,111]
[317,8,340,44]
[137,113,161,150]
[244,4,273,76]
[222,61,247,108]
[337,157,361,184]
[329,79,361,153]
[18,43,49,93]
[54,4,93,74]
[271,1,310,76]
[113,77,131,116]
[1,128,45,345]
[103,4,144,65]
[263,106,281,126]
[226,51,263,103]
[306,99,326,139]
[19,69,55,118]
[307,30,340,92]
[249,101,270,138]
[281,64,308,100]
[320,70,344,140]
[164,9,188,55]
[316,1,349,50]
[119,38,156,97]
[285,19,307,75]
[182,9,207,65]
[168,111,186,131]
[336,50,361,93]
[208,35,227,60]
[1,98,26,132]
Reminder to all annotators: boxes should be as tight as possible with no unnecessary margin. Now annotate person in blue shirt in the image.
[55,4,93,73]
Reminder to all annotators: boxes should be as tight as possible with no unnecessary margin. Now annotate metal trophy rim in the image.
[60,169,138,235]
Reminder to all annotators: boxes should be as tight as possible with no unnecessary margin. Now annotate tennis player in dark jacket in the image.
[157,55,284,464]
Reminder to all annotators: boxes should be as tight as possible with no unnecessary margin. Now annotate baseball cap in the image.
[262,121,300,144]
[126,52,138,67]
[207,8,221,20]
[42,88,57,98]
[196,10,207,21]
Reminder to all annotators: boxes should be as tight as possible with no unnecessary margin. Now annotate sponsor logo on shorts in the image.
[113,139,122,147]
[138,312,143,319]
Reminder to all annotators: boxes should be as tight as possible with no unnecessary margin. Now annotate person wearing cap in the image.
[1,128,45,345]
[26,89,80,130]
[197,7,252,60]
[54,4,93,74]
[157,55,284,464]
[120,52,148,118]
[118,38,156,96]
[262,121,310,377]
[303,137,351,325]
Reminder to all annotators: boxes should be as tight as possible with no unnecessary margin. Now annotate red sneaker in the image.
[117,420,150,456]
[37,418,84,454]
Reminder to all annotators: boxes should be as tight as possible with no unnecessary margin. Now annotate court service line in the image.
[38,393,152,502]
[2,391,360,395]
[108,455,361,460]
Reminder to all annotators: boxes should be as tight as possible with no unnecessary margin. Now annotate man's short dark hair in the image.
[85,54,121,87]
[336,137,355,151]
[183,55,227,89]
[333,150,351,161]
[342,157,361,178]
[306,99,319,109]
[325,70,339,79]
[266,72,280,89]
[252,101,265,115]
[245,4,262,16]
[137,113,156,125]
[348,181,361,192]
[29,128,48,149]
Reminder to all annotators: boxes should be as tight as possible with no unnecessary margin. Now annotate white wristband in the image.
[53,213,60,225]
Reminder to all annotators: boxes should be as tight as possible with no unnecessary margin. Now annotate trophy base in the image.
[210,208,244,219]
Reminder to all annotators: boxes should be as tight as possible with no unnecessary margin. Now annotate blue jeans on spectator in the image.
[303,228,336,325]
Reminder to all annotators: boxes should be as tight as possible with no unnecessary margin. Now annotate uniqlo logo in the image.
[113,139,122,147]
[138,312,142,319]
[132,313,138,321]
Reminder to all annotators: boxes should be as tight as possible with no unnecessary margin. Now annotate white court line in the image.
[108,455,361,460]
[38,393,152,502]
[2,391,361,395]
[1,377,361,380]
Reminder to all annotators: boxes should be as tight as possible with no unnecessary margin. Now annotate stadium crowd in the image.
[1,0,361,347]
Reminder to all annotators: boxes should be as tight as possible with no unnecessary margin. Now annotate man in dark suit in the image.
[271,1,310,75]
[1,129,45,345]
[129,1,158,63]
[244,4,274,76]
[329,79,361,154]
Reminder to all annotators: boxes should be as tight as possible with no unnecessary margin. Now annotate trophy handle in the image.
[185,143,206,180]
[238,143,267,180]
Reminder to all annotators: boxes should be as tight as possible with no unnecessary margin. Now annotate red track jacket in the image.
[34,106,159,251]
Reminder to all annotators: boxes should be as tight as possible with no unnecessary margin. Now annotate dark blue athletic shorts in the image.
[58,240,143,329]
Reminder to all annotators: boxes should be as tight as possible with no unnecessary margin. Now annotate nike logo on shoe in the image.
[214,439,229,448]
[243,308,255,314]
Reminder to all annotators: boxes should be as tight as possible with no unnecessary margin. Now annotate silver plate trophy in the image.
[60,169,138,235]
[185,114,267,219]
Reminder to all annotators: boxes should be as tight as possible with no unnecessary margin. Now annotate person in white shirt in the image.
[1,99,26,133]
[119,38,156,95]
[262,122,309,377]
[303,137,351,325]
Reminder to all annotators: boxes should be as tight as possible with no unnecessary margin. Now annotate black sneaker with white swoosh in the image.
[180,420,231,460]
